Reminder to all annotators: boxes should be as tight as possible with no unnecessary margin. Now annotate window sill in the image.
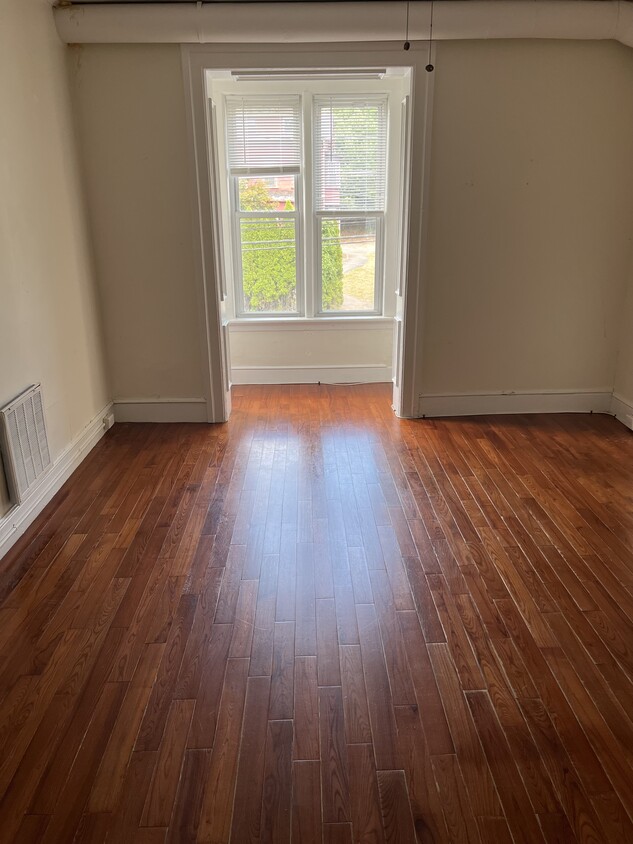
[227,316,394,333]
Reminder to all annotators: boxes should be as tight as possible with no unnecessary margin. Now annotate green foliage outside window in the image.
[320,223,344,310]
[239,179,343,312]
[239,178,275,213]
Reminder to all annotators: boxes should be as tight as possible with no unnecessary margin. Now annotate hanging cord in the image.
[403,1,411,50]
[426,0,435,72]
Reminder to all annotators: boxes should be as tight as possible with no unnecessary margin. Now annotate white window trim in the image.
[228,315,394,332]
[209,75,406,323]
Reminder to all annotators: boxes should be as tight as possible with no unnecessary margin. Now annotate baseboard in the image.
[230,364,392,385]
[0,402,112,560]
[113,398,208,423]
[610,392,633,430]
[418,390,613,418]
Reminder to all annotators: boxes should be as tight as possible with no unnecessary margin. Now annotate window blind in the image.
[313,96,388,212]
[225,96,302,175]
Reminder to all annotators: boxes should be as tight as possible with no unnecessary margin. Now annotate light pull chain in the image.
[426,0,435,72]
[404,1,435,71]
[403,1,411,50]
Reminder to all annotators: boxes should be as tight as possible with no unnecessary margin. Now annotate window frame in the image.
[210,76,406,323]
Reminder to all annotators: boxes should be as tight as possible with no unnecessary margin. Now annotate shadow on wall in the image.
[0,461,11,518]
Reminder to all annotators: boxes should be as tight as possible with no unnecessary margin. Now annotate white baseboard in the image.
[610,392,633,430]
[0,403,112,560]
[418,390,613,418]
[230,364,392,385]
[113,398,208,423]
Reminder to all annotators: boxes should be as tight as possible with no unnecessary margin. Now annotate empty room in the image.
[3,1,633,842]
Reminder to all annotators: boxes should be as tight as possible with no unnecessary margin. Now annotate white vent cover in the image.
[0,384,51,505]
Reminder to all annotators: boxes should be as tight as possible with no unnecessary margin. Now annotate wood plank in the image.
[259,719,293,843]
[229,579,258,658]
[166,749,210,844]
[393,704,448,844]
[355,603,401,770]
[376,770,417,844]
[295,543,317,657]
[316,598,341,686]
[370,570,416,706]
[398,611,454,755]
[89,642,164,811]
[323,823,353,844]
[293,656,319,761]
[0,694,76,842]
[40,681,128,843]
[339,644,372,745]
[465,691,546,844]
[135,594,197,751]
[347,743,385,844]
[26,627,126,815]
[269,621,295,720]
[187,622,233,750]
[319,686,351,824]
[291,761,322,844]
[104,751,157,842]
[141,698,194,827]
[250,554,279,677]
[427,644,501,817]
[230,675,271,844]
[197,658,249,843]
[431,754,481,844]
[476,817,513,844]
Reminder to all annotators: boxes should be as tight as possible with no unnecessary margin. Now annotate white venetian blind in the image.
[225,95,302,175]
[313,96,388,212]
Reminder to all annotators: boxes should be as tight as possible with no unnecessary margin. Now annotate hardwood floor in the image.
[1,384,633,842]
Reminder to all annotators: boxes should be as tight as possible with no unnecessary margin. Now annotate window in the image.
[221,87,394,319]
[314,97,387,313]
[226,96,303,315]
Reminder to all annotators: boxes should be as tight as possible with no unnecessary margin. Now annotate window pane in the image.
[240,217,298,313]
[238,176,295,212]
[314,97,387,212]
[226,96,302,170]
[321,218,377,312]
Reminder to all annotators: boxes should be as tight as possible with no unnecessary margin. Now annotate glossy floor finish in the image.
[1,385,633,843]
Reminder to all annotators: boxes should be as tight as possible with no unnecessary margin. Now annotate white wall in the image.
[0,0,109,519]
[419,39,633,400]
[229,324,393,383]
[68,44,205,403]
[67,39,633,415]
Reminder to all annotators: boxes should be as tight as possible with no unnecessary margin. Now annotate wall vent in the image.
[0,384,51,505]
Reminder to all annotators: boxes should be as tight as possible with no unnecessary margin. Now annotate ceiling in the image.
[50,0,633,48]
[58,0,631,4]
